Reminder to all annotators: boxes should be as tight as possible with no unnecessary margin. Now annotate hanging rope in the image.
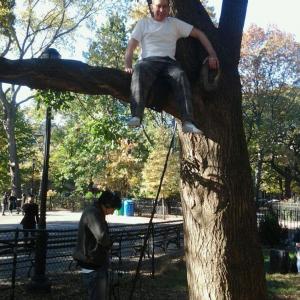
[128,118,177,300]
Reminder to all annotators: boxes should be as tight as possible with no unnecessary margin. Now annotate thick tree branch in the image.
[219,0,248,67]
[0,57,179,118]
[0,57,130,98]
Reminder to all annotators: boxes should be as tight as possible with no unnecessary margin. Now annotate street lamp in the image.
[29,48,61,292]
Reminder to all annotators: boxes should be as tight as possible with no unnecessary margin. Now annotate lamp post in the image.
[29,48,61,292]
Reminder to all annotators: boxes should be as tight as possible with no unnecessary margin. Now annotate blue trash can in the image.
[124,199,134,216]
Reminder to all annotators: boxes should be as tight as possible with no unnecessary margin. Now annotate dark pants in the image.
[82,267,108,300]
[1,203,7,215]
[131,56,194,122]
[22,225,36,247]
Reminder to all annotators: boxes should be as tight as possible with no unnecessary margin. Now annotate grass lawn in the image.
[267,273,300,300]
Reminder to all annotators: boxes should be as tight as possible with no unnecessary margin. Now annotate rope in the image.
[128,119,177,300]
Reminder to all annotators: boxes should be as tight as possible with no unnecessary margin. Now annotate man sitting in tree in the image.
[124,0,219,133]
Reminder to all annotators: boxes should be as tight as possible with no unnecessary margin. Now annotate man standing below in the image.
[73,191,121,300]
[20,195,39,245]
[125,0,219,133]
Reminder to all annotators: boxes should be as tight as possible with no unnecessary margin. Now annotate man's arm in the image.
[189,28,219,69]
[124,38,139,74]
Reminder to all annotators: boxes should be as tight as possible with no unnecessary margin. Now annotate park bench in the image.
[110,222,184,264]
[110,224,151,264]
[150,222,183,253]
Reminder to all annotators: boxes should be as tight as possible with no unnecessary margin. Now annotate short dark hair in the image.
[98,190,121,209]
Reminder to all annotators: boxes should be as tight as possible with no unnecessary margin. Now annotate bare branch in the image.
[0,84,9,108]
[16,95,35,107]
[20,0,34,58]
[0,36,12,57]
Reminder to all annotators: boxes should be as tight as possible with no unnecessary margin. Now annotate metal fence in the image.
[257,207,300,226]
[257,206,300,242]
[0,221,183,299]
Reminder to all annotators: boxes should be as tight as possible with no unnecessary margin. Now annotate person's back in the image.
[21,200,39,229]
[8,195,17,214]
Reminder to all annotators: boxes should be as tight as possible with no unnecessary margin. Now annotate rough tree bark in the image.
[0,0,267,298]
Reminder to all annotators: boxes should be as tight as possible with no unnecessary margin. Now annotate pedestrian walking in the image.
[1,192,9,216]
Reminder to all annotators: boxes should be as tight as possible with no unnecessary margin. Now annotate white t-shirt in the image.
[131,17,193,60]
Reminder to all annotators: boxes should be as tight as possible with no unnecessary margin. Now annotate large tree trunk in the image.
[1,90,22,198]
[178,67,266,299]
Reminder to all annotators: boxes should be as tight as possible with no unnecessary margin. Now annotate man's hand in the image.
[207,55,219,70]
[124,38,139,75]
[189,28,220,70]
[125,67,133,74]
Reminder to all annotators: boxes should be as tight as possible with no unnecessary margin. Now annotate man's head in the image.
[151,0,170,22]
[97,190,121,215]
[27,195,34,204]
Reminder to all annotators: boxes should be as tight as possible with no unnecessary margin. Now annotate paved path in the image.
[0,210,183,230]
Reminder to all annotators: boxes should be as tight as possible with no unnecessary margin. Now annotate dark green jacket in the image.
[73,204,112,269]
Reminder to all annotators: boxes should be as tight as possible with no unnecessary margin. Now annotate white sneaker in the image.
[127,117,141,128]
[182,122,202,134]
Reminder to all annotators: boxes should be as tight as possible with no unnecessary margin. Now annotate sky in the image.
[208,0,300,41]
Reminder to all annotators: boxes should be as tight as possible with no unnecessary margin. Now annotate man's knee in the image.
[169,68,186,81]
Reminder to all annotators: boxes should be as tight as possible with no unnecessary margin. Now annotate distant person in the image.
[20,195,39,245]
[73,190,121,300]
[1,192,9,216]
[8,194,17,214]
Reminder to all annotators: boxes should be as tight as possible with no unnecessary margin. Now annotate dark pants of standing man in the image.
[82,267,108,300]
[131,56,194,122]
